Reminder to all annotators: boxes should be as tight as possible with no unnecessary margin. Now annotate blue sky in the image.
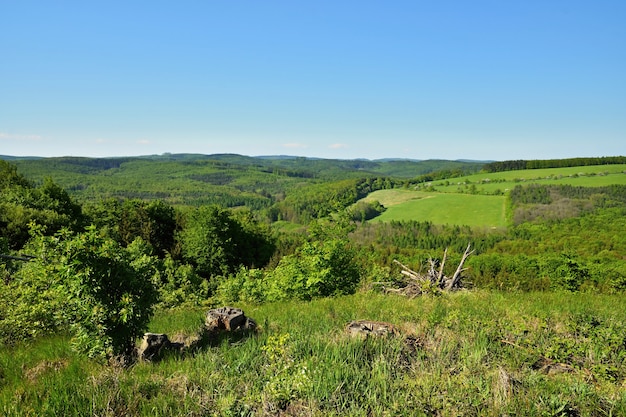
[1,1,624,160]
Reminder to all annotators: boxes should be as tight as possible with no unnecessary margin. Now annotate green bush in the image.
[265,238,362,301]
[155,255,210,307]
[215,267,268,304]
[179,205,275,279]
[542,252,589,292]
[3,226,159,359]
[60,229,160,359]
[215,238,362,303]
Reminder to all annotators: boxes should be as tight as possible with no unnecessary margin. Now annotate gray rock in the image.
[205,306,256,332]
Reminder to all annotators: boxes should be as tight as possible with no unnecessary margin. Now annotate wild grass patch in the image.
[1,291,625,416]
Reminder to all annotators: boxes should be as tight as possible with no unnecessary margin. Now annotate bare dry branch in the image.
[391,244,473,296]
[446,243,474,291]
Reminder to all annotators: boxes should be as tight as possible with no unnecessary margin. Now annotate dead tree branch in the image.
[390,244,473,296]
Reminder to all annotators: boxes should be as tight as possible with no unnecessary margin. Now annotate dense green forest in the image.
[7,154,483,207]
[2,155,626,415]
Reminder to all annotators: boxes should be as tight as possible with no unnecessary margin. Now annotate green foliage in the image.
[216,234,362,304]
[84,198,178,257]
[60,229,160,359]
[155,255,209,307]
[348,199,386,222]
[215,267,268,304]
[0,162,83,250]
[509,184,626,225]
[0,159,31,189]
[179,205,274,279]
[542,252,589,292]
[265,238,362,301]
[484,156,626,173]
[5,227,160,359]
[0,251,67,344]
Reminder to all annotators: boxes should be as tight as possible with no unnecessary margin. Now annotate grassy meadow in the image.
[2,291,625,416]
[363,190,507,228]
[360,165,626,227]
[432,164,626,195]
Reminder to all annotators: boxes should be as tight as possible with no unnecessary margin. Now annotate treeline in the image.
[510,184,626,206]
[408,168,473,184]
[0,160,275,278]
[483,156,626,173]
[470,207,626,292]
[349,206,626,293]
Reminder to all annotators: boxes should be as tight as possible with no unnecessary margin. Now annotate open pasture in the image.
[433,164,626,194]
[364,190,507,228]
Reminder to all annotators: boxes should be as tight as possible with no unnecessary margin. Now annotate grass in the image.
[360,165,626,227]
[433,164,626,194]
[364,190,507,228]
[2,291,625,416]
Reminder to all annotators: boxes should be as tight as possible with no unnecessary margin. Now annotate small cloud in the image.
[137,139,151,145]
[283,142,308,149]
[0,132,43,141]
[329,143,349,149]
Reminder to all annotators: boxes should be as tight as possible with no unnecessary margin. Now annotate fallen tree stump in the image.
[387,243,474,297]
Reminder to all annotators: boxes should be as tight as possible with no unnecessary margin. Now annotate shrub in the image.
[155,255,209,307]
[543,253,589,292]
[215,267,268,304]
[60,229,160,359]
[215,238,362,304]
[265,238,362,301]
[7,226,159,359]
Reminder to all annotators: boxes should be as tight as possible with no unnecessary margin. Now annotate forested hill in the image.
[4,153,486,179]
[1,154,484,206]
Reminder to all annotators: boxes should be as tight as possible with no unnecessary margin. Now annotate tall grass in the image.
[2,291,625,416]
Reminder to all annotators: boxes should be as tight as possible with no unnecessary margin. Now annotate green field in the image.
[431,164,626,194]
[363,190,507,228]
[360,165,626,227]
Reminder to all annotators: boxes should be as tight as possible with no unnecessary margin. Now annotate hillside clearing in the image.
[364,190,507,228]
[432,164,626,194]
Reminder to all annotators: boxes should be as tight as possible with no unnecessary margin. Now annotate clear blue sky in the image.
[1,1,624,160]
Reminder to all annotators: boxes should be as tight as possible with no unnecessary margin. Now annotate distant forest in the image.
[483,156,626,173]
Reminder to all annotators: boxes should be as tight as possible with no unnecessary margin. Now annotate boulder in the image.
[205,306,257,332]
